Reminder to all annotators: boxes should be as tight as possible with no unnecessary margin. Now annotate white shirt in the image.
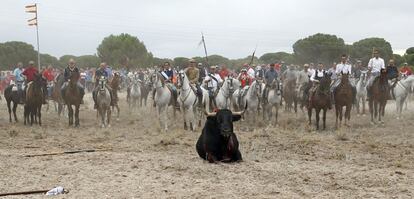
[247,67,255,79]
[204,73,223,89]
[368,57,385,73]
[336,62,352,75]
[310,69,325,82]
[308,68,315,77]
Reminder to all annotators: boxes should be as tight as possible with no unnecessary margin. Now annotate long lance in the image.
[201,32,209,66]
[248,45,257,66]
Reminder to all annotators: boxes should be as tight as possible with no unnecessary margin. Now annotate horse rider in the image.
[327,62,338,81]
[61,59,85,104]
[237,68,253,106]
[366,49,386,100]
[262,63,278,104]
[154,61,179,108]
[352,60,367,79]
[12,62,24,103]
[387,59,399,99]
[244,63,255,79]
[203,65,223,109]
[331,54,356,104]
[93,62,112,109]
[309,63,327,104]
[42,65,55,100]
[22,61,46,104]
[255,64,266,80]
[400,63,412,76]
[198,62,208,83]
[184,59,202,106]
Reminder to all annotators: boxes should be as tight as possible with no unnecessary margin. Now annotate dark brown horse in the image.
[368,69,388,124]
[110,72,121,120]
[308,73,331,130]
[24,74,44,126]
[334,73,354,128]
[283,78,298,113]
[4,83,23,122]
[62,71,84,127]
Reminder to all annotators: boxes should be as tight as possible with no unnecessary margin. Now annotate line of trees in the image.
[1,33,413,71]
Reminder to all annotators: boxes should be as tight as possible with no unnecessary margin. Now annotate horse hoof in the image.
[116,118,120,121]
[107,124,111,128]
[101,125,105,128]
[396,117,400,120]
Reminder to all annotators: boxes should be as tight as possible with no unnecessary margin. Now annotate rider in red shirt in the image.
[400,63,413,76]
[22,61,39,82]
[238,69,252,88]
[42,65,55,81]
[219,65,230,79]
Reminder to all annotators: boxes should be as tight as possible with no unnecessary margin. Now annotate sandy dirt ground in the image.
[0,92,413,198]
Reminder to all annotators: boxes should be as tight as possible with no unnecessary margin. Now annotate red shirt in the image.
[42,69,54,81]
[400,66,412,76]
[22,66,39,81]
[219,69,230,79]
[239,73,252,88]
[274,64,281,72]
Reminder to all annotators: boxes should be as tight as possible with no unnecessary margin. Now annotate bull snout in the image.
[221,127,232,137]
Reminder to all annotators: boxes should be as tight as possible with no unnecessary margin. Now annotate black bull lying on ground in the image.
[196,106,246,163]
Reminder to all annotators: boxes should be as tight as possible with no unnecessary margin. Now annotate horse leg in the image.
[38,105,42,126]
[339,107,343,128]
[275,105,279,125]
[307,107,312,126]
[323,108,327,130]
[68,105,73,126]
[75,105,80,127]
[362,97,366,115]
[356,97,360,115]
[182,107,188,130]
[30,108,34,126]
[335,106,339,129]
[315,108,320,130]
[7,101,12,123]
[345,105,351,127]
[108,107,112,127]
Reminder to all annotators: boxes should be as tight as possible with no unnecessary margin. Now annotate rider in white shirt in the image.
[204,65,223,108]
[331,54,356,104]
[366,49,386,90]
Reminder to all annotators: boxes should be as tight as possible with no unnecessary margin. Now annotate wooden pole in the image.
[0,189,48,197]
[24,148,111,157]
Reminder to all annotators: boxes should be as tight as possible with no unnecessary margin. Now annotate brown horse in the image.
[110,73,121,120]
[334,73,354,128]
[51,73,65,117]
[283,78,298,113]
[24,74,44,126]
[62,71,84,127]
[308,73,331,130]
[368,69,388,124]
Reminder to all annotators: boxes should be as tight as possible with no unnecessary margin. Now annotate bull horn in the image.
[233,101,248,116]
[204,103,216,117]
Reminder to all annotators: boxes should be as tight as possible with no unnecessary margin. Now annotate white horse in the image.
[129,75,141,110]
[151,72,174,131]
[233,80,262,125]
[263,79,282,125]
[390,75,414,119]
[355,70,368,116]
[96,78,112,128]
[214,76,240,110]
[176,70,198,131]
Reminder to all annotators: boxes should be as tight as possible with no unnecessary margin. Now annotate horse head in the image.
[340,72,350,84]
[360,70,368,86]
[98,76,107,92]
[176,70,186,89]
[318,74,331,95]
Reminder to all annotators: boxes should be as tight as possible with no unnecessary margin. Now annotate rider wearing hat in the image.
[92,62,112,109]
[61,59,85,104]
[185,59,202,106]
[203,65,223,108]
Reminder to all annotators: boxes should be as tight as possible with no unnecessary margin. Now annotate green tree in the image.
[97,33,153,68]
[351,38,393,65]
[40,53,60,68]
[391,54,405,66]
[59,55,77,67]
[259,52,295,64]
[76,55,101,68]
[152,57,173,67]
[293,33,346,65]
[173,57,189,69]
[406,47,414,55]
[0,41,37,70]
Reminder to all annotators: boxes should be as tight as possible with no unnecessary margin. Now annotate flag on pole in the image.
[25,4,37,13]
[28,17,37,26]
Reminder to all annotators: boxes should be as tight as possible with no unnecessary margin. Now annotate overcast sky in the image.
[1,0,413,59]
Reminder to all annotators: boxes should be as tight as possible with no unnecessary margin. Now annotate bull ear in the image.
[232,115,241,122]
